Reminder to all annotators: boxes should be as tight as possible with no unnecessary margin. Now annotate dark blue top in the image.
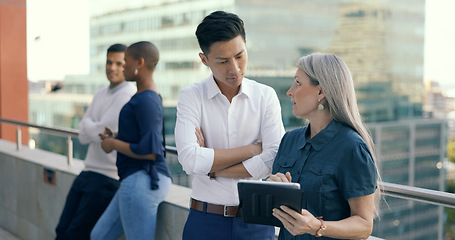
[116,90,171,189]
[272,120,378,240]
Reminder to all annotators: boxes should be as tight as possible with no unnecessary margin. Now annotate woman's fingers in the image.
[273,208,298,235]
[285,172,292,182]
[269,173,290,182]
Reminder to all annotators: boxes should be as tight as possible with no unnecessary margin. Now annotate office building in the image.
[369,119,446,240]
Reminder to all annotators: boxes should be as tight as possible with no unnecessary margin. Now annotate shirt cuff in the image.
[192,147,215,175]
[242,155,271,179]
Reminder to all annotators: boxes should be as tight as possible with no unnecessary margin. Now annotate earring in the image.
[318,99,324,110]
[134,69,138,75]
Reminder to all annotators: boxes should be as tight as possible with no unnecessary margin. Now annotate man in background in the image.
[55,43,136,240]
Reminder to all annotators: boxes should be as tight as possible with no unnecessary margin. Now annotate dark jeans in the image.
[55,171,119,240]
[183,208,275,240]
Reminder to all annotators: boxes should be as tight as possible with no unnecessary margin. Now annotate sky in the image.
[26,0,455,96]
[424,0,455,96]
[26,0,89,81]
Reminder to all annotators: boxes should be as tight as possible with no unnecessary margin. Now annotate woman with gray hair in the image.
[270,53,381,240]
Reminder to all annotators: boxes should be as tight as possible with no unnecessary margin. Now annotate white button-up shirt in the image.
[175,74,285,205]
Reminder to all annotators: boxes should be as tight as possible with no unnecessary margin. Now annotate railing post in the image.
[67,135,73,165]
[16,126,21,151]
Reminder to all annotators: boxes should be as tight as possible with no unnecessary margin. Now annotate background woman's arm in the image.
[101,138,157,160]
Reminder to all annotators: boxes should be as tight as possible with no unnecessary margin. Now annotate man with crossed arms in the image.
[175,11,285,240]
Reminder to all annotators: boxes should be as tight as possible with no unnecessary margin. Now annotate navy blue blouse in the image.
[272,120,378,240]
[116,90,171,189]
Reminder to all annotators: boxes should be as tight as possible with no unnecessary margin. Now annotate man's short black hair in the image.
[127,41,159,71]
[107,43,127,54]
[195,11,246,55]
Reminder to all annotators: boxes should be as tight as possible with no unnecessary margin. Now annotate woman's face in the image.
[286,68,322,119]
[123,50,137,82]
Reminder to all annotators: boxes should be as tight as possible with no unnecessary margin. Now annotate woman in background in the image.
[91,41,171,240]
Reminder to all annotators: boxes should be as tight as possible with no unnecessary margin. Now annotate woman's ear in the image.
[199,52,209,66]
[318,87,326,100]
[136,57,144,69]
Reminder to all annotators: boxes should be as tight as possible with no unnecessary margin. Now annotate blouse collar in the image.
[297,120,341,151]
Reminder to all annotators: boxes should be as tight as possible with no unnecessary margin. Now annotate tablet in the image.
[237,179,303,227]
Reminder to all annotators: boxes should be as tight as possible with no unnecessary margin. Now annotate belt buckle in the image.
[224,205,236,217]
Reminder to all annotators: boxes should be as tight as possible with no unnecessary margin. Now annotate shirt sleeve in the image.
[79,89,132,144]
[242,87,285,179]
[338,143,378,200]
[78,93,100,144]
[174,87,214,175]
[129,94,164,156]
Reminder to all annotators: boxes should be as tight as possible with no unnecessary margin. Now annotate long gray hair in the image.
[298,53,382,216]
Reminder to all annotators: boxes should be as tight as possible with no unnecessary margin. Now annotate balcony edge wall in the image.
[0,139,190,240]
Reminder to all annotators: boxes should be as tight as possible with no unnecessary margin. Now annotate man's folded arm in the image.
[175,88,263,175]
[241,89,285,179]
[78,95,99,144]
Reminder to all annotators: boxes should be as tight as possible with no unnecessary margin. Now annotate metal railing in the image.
[0,117,178,164]
[1,117,78,165]
[380,182,455,208]
[1,117,455,209]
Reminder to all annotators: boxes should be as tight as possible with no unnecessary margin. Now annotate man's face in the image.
[105,52,125,87]
[199,35,248,92]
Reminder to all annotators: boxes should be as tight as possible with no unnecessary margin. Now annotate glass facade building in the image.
[369,119,446,239]
[89,0,229,104]
[88,0,426,122]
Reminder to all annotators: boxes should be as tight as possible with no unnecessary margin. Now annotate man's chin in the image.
[109,79,125,84]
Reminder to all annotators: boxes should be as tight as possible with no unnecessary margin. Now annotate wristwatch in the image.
[315,217,326,237]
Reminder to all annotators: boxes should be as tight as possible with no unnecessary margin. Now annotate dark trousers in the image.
[183,208,275,240]
[55,171,119,240]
